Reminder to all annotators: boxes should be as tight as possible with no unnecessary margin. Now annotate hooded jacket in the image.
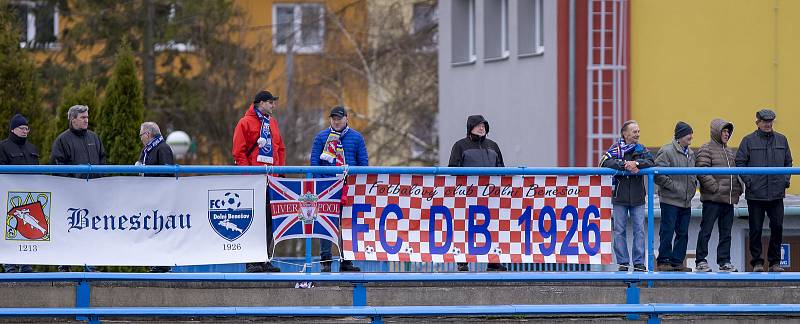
[735,126,792,201]
[654,140,697,208]
[448,115,504,167]
[695,119,743,205]
[232,105,285,166]
[0,133,39,165]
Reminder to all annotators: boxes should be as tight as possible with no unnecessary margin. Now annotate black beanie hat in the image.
[9,114,28,131]
[674,121,693,140]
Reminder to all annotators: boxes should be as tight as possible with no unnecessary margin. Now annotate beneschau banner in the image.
[1,175,268,266]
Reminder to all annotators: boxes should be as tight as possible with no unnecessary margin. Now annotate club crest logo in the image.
[208,189,254,241]
[5,192,51,242]
[297,192,319,224]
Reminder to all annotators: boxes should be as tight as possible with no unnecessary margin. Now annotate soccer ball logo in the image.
[223,192,241,210]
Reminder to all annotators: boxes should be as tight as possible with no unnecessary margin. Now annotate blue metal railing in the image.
[2,272,800,323]
[3,165,800,273]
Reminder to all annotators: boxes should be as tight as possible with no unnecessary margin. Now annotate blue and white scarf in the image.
[254,106,273,164]
[140,134,164,165]
[601,137,638,163]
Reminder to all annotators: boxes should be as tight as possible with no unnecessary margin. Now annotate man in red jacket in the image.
[232,90,285,272]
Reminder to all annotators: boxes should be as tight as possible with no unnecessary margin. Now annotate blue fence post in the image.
[625,281,640,321]
[647,313,660,324]
[306,172,313,273]
[75,279,91,321]
[371,315,384,324]
[353,282,367,306]
[647,173,655,288]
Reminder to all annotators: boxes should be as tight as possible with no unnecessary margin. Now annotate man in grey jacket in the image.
[735,109,793,272]
[654,122,696,272]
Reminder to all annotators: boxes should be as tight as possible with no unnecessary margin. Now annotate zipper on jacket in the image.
[724,145,732,204]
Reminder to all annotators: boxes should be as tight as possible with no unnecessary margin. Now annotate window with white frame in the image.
[153,3,196,52]
[451,0,475,64]
[8,0,58,50]
[518,0,544,56]
[273,3,325,54]
[483,0,508,60]
[412,2,437,52]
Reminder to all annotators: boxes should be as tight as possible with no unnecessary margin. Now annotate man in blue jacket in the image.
[310,106,368,272]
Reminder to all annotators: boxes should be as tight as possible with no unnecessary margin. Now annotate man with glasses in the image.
[736,109,793,272]
[232,90,285,273]
[0,114,38,273]
[137,121,175,273]
[309,106,368,272]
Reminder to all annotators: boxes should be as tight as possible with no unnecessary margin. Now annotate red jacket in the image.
[232,105,285,166]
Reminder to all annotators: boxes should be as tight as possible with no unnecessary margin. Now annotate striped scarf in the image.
[254,106,273,164]
[320,126,349,166]
[139,135,164,165]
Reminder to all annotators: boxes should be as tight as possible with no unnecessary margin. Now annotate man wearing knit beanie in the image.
[0,114,39,273]
[653,121,696,271]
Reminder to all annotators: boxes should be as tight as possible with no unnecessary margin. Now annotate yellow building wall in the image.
[631,0,800,193]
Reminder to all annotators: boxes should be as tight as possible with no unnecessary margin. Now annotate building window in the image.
[483,0,508,60]
[273,3,325,54]
[518,0,544,56]
[451,0,475,64]
[411,2,437,52]
[153,3,196,52]
[8,0,59,50]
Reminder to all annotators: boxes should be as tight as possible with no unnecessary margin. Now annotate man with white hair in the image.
[137,121,175,273]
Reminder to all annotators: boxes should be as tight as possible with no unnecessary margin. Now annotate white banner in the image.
[1,175,268,266]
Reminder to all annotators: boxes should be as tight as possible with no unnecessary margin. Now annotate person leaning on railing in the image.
[0,114,38,274]
[735,108,793,273]
[653,121,697,272]
[136,121,175,273]
[599,120,655,272]
[694,118,743,273]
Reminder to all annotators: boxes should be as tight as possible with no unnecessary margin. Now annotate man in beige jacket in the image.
[695,119,743,272]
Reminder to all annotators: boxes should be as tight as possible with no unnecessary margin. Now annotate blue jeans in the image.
[656,203,691,266]
[613,204,646,266]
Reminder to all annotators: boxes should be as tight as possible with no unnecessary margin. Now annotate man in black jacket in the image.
[137,122,175,273]
[600,120,655,272]
[50,105,106,174]
[50,105,105,272]
[448,115,506,272]
[1,114,38,273]
[735,109,793,272]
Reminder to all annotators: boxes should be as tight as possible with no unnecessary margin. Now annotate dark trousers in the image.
[248,195,275,268]
[747,199,784,267]
[656,203,691,266]
[695,201,734,265]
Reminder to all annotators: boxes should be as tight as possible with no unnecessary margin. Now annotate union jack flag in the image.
[268,176,344,247]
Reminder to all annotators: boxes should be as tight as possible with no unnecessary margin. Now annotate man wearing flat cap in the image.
[232,90,285,273]
[310,105,368,272]
[735,108,793,272]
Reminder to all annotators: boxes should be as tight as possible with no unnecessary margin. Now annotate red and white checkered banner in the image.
[342,174,613,264]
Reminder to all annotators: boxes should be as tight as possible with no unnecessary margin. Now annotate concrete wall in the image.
[438,0,559,167]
